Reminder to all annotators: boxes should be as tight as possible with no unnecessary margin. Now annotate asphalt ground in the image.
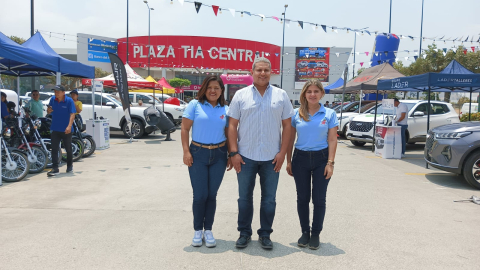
[0,131,479,270]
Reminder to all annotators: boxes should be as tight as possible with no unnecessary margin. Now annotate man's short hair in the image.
[393,98,399,102]
[31,90,39,93]
[252,57,271,70]
[1,92,6,98]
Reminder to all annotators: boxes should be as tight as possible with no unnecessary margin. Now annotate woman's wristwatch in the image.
[327,159,335,167]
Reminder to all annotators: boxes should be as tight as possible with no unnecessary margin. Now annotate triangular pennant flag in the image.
[443,51,447,56]
[258,14,265,21]
[275,53,279,57]
[321,25,327,32]
[212,5,219,16]
[405,57,409,61]
[443,48,447,53]
[272,16,279,21]
[452,48,457,53]
[311,24,316,31]
[360,62,364,67]
[464,49,467,55]
[194,2,202,13]
[365,52,369,56]
[178,0,184,5]
[414,56,418,61]
[355,52,359,55]
[472,47,476,52]
[298,21,303,29]
[365,30,371,36]
[395,57,399,61]
[375,52,379,57]
[285,19,290,27]
[244,11,251,16]
[465,36,469,42]
[422,54,426,59]
[335,53,340,57]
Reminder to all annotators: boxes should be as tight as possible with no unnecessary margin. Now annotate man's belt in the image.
[191,141,226,150]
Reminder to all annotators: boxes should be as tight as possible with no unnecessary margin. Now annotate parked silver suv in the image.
[425,122,480,189]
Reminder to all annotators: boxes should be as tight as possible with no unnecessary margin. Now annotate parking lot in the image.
[0,131,479,270]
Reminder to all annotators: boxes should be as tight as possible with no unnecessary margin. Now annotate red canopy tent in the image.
[81,63,156,89]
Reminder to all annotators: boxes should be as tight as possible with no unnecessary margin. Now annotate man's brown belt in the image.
[191,141,226,149]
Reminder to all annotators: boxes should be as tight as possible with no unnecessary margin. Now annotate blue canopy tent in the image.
[375,60,480,164]
[324,77,344,94]
[23,32,95,79]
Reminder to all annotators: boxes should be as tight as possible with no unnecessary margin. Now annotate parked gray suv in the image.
[425,122,480,189]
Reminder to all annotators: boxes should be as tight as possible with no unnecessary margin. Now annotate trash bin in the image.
[86,119,110,150]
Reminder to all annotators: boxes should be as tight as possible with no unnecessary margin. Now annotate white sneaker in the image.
[204,230,216,248]
[192,230,203,247]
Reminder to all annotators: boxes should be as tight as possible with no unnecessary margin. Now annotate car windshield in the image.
[106,94,123,106]
[335,103,353,113]
[353,103,375,113]
[369,103,416,115]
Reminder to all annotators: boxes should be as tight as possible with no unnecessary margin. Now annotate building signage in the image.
[295,47,330,86]
[88,51,110,63]
[88,39,118,53]
[181,84,202,91]
[117,36,281,72]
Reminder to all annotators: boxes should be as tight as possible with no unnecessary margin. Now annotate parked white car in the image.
[124,92,184,125]
[347,100,460,146]
[460,103,478,118]
[337,102,379,137]
[68,91,160,138]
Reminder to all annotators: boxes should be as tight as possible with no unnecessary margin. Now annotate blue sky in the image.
[1,0,479,75]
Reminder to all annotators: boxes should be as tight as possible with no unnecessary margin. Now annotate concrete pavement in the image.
[0,131,479,270]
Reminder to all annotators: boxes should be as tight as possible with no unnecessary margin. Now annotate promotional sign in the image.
[117,36,281,72]
[220,74,253,85]
[108,53,132,134]
[375,125,402,159]
[88,51,110,63]
[383,99,395,110]
[181,84,202,91]
[295,47,330,86]
[93,80,104,92]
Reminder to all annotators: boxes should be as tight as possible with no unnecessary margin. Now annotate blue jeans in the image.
[398,124,408,154]
[291,148,330,236]
[237,156,279,237]
[188,142,228,231]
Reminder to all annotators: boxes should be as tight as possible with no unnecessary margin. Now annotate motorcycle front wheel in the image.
[26,145,48,174]
[1,149,30,182]
[43,139,62,168]
[62,137,84,162]
[82,136,96,158]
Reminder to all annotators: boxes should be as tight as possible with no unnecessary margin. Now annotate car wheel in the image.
[463,151,480,189]
[351,141,366,147]
[122,119,145,139]
[342,124,348,137]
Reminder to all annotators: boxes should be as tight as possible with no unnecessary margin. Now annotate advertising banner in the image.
[117,36,281,72]
[220,74,253,85]
[375,125,401,159]
[108,53,132,132]
[295,47,330,86]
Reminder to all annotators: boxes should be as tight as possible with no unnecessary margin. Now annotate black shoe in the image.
[297,232,310,247]
[259,236,273,249]
[47,169,59,177]
[66,167,73,173]
[235,235,251,248]
[309,234,320,250]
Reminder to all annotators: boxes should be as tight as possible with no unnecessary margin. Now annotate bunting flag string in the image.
[211,5,219,16]
[168,0,479,46]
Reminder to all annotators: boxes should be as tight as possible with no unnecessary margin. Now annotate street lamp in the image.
[280,4,288,89]
[417,0,425,100]
[143,0,154,76]
[389,0,392,33]
[352,27,369,79]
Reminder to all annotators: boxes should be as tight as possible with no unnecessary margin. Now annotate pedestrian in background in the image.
[286,79,338,250]
[228,57,294,250]
[28,90,44,117]
[181,75,232,248]
[394,98,408,158]
[324,101,330,108]
[1,92,10,119]
[47,85,77,177]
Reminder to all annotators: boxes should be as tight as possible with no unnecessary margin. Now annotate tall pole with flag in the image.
[389,0,392,33]
[280,4,288,89]
[417,0,425,100]
[143,1,154,77]
[126,0,129,64]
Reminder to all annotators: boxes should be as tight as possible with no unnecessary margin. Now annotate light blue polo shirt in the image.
[291,106,339,151]
[48,96,76,132]
[183,99,229,144]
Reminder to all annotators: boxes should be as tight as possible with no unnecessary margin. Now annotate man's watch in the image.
[229,152,239,158]
[328,160,335,166]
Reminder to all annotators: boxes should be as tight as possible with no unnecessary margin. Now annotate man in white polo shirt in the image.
[228,57,294,250]
[394,98,408,158]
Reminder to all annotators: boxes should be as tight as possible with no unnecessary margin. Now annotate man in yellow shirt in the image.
[70,90,83,130]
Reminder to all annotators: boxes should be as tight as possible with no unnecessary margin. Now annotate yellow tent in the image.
[129,76,176,94]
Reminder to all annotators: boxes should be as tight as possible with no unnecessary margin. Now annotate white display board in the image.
[374,125,402,159]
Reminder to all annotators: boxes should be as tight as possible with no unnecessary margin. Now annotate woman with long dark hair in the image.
[181,75,232,248]
[286,79,338,250]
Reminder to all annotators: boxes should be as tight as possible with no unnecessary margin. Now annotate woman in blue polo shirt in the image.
[286,79,338,250]
[181,75,231,248]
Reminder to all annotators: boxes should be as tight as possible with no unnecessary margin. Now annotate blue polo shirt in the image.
[1,102,8,119]
[183,99,229,144]
[48,96,76,132]
[291,106,339,151]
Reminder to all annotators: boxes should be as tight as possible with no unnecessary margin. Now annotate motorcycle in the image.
[23,107,62,168]
[4,114,47,174]
[72,115,95,158]
[37,115,84,163]
[1,120,30,182]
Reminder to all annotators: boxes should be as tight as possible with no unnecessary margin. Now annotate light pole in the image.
[126,0,129,63]
[280,4,288,89]
[389,0,392,33]
[352,27,369,79]
[143,1,154,76]
[418,0,425,100]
